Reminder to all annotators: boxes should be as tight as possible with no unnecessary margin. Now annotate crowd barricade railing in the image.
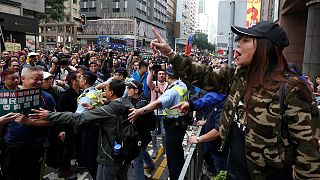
[178,126,203,180]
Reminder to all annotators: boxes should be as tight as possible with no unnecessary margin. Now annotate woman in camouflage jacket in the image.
[149,22,320,180]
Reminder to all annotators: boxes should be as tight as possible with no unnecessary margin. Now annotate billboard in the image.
[4,42,21,52]
[26,35,36,51]
[246,0,261,27]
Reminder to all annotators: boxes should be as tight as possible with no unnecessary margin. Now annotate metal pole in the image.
[0,25,5,57]
[134,18,137,50]
[174,38,177,53]
[228,1,235,67]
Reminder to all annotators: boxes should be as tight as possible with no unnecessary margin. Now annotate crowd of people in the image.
[0,20,319,180]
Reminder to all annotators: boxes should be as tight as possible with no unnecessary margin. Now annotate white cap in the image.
[28,52,40,57]
[43,72,53,79]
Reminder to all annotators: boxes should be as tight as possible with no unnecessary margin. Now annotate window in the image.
[81,8,88,12]
[73,0,77,3]
[113,8,120,12]
[89,7,96,12]
[113,0,120,2]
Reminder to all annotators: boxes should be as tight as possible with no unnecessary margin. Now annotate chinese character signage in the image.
[0,88,41,116]
[4,42,21,52]
[246,0,261,28]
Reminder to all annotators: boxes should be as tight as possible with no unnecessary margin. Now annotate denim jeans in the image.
[151,115,166,152]
[132,145,154,180]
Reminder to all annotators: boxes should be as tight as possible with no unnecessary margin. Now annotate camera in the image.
[53,52,71,65]
[150,56,168,71]
[133,50,140,56]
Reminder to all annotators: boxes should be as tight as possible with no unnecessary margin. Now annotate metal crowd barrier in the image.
[178,126,203,180]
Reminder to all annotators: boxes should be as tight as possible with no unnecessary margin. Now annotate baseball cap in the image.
[28,52,40,57]
[43,72,53,79]
[127,80,143,92]
[231,21,289,48]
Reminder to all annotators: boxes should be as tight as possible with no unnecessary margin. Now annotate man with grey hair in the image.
[2,66,56,179]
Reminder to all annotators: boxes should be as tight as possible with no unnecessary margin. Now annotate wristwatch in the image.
[196,137,200,143]
[142,107,147,114]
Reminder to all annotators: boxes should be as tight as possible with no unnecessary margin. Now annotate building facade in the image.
[174,0,197,52]
[166,0,176,48]
[261,0,320,84]
[39,0,81,50]
[0,0,45,51]
[216,0,246,52]
[196,0,208,34]
[79,0,167,51]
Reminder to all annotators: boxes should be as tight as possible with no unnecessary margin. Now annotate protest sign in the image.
[0,88,41,116]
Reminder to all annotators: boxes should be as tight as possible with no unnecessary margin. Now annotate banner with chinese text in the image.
[246,0,261,28]
[0,88,41,116]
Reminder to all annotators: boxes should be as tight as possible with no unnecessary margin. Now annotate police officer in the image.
[129,66,189,180]
[76,71,103,179]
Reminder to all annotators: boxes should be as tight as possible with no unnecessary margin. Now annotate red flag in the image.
[185,43,191,56]
[185,34,196,56]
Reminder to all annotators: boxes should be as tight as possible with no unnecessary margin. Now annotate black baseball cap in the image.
[231,21,289,48]
[127,80,143,92]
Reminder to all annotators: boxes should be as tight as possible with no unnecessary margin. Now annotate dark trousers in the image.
[165,123,187,180]
[81,125,99,179]
[96,163,130,180]
[2,143,45,180]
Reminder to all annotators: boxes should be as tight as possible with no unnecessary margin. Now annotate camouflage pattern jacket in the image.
[169,54,320,179]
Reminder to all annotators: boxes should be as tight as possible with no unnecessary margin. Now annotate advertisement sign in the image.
[26,35,36,51]
[4,42,21,52]
[246,0,261,28]
[0,88,41,116]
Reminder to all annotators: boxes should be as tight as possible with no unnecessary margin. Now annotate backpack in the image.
[108,104,142,163]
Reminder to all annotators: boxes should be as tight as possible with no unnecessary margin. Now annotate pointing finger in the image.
[152,27,163,42]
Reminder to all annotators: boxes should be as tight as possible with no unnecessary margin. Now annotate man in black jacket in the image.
[128,80,156,179]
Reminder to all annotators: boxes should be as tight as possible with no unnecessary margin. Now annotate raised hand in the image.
[170,101,190,114]
[150,27,175,58]
[82,103,94,110]
[128,108,143,123]
[28,108,49,120]
[0,113,20,124]
[58,131,66,142]
[15,113,29,124]
[188,136,198,145]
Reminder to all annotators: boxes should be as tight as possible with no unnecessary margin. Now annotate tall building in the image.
[79,0,167,50]
[216,0,246,52]
[174,0,197,51]
[166,0,176,47]
[196,0,208,34]
[0,0,45,51]
[260,0,320,84]
[39,0,81,50]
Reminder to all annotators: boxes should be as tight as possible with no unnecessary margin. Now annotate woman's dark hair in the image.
[243,37,311,106]
[66,71,79,86]
[109,79,126,97]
